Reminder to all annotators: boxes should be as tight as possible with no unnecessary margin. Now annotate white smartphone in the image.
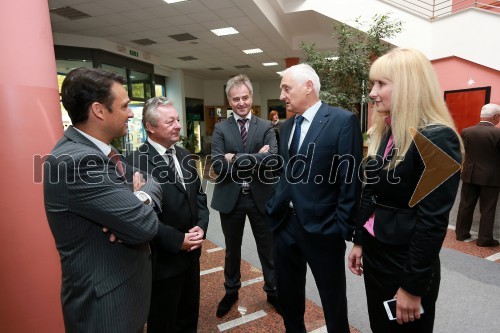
[383,299,424,320]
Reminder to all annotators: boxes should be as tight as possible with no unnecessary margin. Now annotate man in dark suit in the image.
[44,68,162,333]
[266,64,363,333]
[126,97,209,332]
[211,74,278,317]
[456,103,500,247]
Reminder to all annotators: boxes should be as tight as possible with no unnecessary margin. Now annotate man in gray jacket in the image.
[211,74,278,317]
[44,68,161,333]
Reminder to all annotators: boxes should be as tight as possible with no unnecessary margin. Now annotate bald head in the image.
[480,103,500,125]
[480,103,500,118]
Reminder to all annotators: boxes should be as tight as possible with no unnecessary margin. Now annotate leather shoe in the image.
[216,293,238,317]
[267,294,281,314]
[456,233,472,241]
[476,239,499,247]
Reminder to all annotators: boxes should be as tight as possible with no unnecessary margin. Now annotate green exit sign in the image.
[129,50,139,57]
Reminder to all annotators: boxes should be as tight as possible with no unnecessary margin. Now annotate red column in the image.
[0,1,64,332]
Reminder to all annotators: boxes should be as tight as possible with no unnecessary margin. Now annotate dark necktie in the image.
[237,118,248,148]
[289,115,305,157]
[165,148,182,184]
[108,148,125,177]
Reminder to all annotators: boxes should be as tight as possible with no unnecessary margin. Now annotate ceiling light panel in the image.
[242,48,263,54]
[262,62,278,66]
[211,27,239,36]
[163,0,190,4]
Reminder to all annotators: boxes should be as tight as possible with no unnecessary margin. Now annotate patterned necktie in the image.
[165,148,182,184]
[289,115,305,157]
[108,149,125,177]
[237,118,248,148]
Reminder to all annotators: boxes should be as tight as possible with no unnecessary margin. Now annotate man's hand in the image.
[181,226,204,252]
[258,145,270,153]
[133,171,146,192]
[102,227,121,243]
[225,153,235,163]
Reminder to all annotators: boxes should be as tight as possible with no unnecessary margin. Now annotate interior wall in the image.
[432,57,500,103]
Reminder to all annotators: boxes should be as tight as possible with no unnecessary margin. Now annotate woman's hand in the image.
[348,245,363,275]
[395,288,422,325]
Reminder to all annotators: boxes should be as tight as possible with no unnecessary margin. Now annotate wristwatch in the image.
[134,191,151,205]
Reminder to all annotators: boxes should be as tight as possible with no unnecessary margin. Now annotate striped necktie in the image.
[237,118,248,148]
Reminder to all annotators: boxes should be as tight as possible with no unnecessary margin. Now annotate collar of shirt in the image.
[233,113,252,123]
[479,120,495,126]
[74,127,112,156]
[289,100,322,149]
[147,137,176,155]
[301,100,322,123]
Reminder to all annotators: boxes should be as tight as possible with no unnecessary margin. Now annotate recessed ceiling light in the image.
[163,0,190,4]
[243,48,263,54]
[276,70,285,76]
[262,62,278,66]
[211,27,239,36]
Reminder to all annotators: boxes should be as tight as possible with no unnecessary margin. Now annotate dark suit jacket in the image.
[126,141,209,280]
[461,122,500,187]
[354,125,462,296]
[266,102,363,240]
[211,115,278,215]
[44,126,161,333]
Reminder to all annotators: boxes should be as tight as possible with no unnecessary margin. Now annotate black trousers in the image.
[363,233,440,333]
[456,182,499,242]
[219,192,276,295]
[273,212,349,333]
[147,262,200,333]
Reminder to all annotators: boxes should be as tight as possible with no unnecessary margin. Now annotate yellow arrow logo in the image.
[408,127,461,207]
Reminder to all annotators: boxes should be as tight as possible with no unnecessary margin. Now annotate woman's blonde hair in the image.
[368,48,463,158]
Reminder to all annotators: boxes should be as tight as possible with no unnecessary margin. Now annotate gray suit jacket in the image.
[44,126,161,333]
[210,115,278,214]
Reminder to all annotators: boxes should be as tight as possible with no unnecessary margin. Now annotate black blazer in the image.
[266,102,363,240]
[210,115,278,215]
[127,141,209,280]
[354,125,462,296]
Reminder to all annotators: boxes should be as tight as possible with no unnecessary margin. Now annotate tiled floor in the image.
[198,241,361,333]
[197,227,499,332]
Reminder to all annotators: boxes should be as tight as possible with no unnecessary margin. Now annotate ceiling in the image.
[48,0,340,81]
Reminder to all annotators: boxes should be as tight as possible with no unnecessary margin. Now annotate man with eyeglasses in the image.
[211,74,279,317]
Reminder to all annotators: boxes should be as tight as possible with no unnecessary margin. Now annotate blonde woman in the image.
[348,48,463,332]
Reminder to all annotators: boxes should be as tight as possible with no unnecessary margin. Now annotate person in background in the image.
[266,63,363,333]
[211,74,279,318]
[126,97,209,332]
[44,68,162,333]
[348,48,463,332]
[455,103,500,247]
[268,109,281,149]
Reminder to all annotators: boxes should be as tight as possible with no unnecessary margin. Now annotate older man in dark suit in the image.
[456,103,500,247]
[266,64,363,333]
[126,97,209,332]
[211,74,278,317]
[44,68,162,333]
